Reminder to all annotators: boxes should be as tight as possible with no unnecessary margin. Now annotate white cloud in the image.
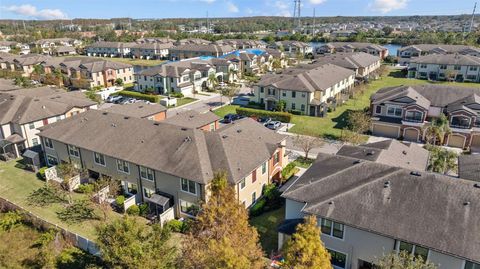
[274,1,291,16]
[370,0,408,13]
[199,0,216,3]
[4,4,68,20]
[309,0,327,4]
[226,1,239,13]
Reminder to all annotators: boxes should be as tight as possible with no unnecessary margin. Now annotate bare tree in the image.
[220,84,240,104]
[294,134,324,159]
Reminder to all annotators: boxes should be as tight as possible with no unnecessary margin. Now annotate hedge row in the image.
[116,90,160,103]
[236,107,292,123]
[281,163,299,182]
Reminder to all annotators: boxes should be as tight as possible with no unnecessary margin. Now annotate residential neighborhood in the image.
[0,0,479,268]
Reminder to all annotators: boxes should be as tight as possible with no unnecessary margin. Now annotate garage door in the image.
[403,128,420,142]
[471,135,480,147]
[372,124,399,138]
[447,134,466,148]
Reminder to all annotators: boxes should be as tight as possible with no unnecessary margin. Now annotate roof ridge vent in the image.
[366,150,375,156]
[463,201,470,206]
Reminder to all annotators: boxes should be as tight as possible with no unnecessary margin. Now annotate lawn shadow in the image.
[331,109,352,130]
[388,70,407,78]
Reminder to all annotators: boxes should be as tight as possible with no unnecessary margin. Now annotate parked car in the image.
[107,95,122,103]
[110,96,124,104]
[257,117,272,125]
[223,114,239,123]
[265,121,281,130]
[120,97,136,104]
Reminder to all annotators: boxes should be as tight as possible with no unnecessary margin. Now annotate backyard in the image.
[215,70,480,139]
[0,160,142,240]
[250,205,285,256]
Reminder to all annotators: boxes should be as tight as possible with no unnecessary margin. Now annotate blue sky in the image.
[0,0,477,20]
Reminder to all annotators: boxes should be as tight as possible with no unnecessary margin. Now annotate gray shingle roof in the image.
[101,103,166,119]
[283,153,480,262]
[313,52,380,70]
[163,110,219,129]
[458,155,480,182]
[38,110,286,185]
[410,54,480,66]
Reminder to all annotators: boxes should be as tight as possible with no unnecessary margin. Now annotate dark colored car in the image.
[223,114,238,123]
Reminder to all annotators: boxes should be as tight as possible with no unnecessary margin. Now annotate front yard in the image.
[250,205,285,256]
[0,160,136,240]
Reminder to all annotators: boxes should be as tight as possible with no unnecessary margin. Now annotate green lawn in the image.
[176,97,197,107]
[289,70,479,139]
[64,55,165,66]
[250,206,285,255]
[0,160,132,240]
[213,104,240,117]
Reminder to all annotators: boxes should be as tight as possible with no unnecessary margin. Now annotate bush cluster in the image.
[169,92,184,98]
[281,163,298,181]
[165,219,189,233]
[249,184,284,217]
[116,90,160,103]
[236,107,292,123]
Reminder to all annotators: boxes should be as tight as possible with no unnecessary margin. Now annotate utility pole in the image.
[292,0,301,31]
[469,2,477,34]
[206,11,209,34]
[312,8,316,36]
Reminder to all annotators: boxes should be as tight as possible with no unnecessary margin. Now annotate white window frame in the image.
[386,105,403,118]
[450,115,471,128]
[395,241,430,262]
[125,182,137,195]
[262,162,267,174]
[320,218,345,240]
[116,159,130,174]
[327,247,348,269]
[68,145,80,158]
[140,166,155,181]
[32,138,39,146]
[179,199,198,217]
[143,187,155,198]
[180,178,197,195]
[44,138,54,149]
[46,154,58,166]
[240,178,246,190]
[29,122,35,129]
[93,152,106,166]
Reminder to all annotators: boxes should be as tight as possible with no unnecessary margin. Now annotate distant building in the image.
[316,42,389,59]
[407,54,480,83]
[313,52,381,79]
[397,44,480,65]
[169,44,235,60]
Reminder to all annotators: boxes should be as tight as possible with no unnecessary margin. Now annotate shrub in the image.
[0,211,23,231]
[236,107,292,123]
[117,90,159,103]
[138,203,149,217]
[57,200,98,223]
[115,195,125,207]
[170,92,184,98]
[38,166,48,180]
[76,183,95,194]
[282,163,298,181]
[126,205,140,216]
[249,198,267,217]
[289,110,303,115]
[28,185,67,206]
[165,219,185,233]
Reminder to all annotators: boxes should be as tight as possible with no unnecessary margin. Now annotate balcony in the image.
[402,119,426,127]
[450,124,472,134]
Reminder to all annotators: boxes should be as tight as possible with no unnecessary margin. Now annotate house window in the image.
[467,75,477,80]
[251,192,256,204]
[291,103,296,110]
[439,65,447,70]
[405,111,423,122]
[94,152,106,166]
[397,241,429,262]
[454,65,461,70]
[240,178,246,190]
[321,218,344,239]
[262,162,267,174]
[143,187,154,198]
[181,178,197,195]
[68,145,80,158]
[116,160,129,174]
[46,155,58,166]
[301,104,305,111]
[420,64,427,69]
[180,199,199,216]
[451,116,471,128]
[469,66,478,71]
[465,261,480,269]
[44,138,54,149]
[282,91,286,97]
[375,105,382,114]
[302,93,306,98]
[387,106,402,117]
[29,122,35,129]
[126,182,137,194]
[273,152,280,164]
[252,170,257,183]
[140,166,155,181]
[328,249,347,269]
[291,91,296,98]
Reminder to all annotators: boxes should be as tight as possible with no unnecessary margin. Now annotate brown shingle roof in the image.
[163,110,219,129]
[101,103,166,119]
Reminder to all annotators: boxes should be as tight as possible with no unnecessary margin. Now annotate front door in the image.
[309,106,316,116]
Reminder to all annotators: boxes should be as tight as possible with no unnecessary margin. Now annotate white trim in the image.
[178,198,198,217]
[46,154,58,166]
[116,159,130,174]
[68,144,80,158]
[450,115,472,128]
[386,105,403,118]
[180,178,197,195]
[326,247,348,269]
[93,152,106,167]
[140,166,155,181]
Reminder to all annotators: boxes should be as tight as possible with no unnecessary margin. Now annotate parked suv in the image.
[265,121,281,130]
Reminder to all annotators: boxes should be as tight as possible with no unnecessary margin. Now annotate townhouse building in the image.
[130,42,174,60]
[313,52,381,79]
[54,46,77,56]
[38,110,287,219]
[34,38,82,55]
[316,42,389,59]
[85,41,136,58]
[224,51,260,76]
[252,63,355,116]
[271,41,313,57]
[397,44,480,65]
[41,57,134,89]
[169,44,235,60]
[174,38,211,46]
[101,102,167,121]
[0,53,51,77]
[0,41,18,53]
[135,57,235,95]
[163,110,220,131]
[214,39,267,50]
[407,54,480,83]
[280,144,479,269]
[370,85,480,149]
[0,86,97,159]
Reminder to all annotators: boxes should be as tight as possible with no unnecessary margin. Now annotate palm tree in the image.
[207,73,219,90]
[424,114,451,146]
[427,145,458,175]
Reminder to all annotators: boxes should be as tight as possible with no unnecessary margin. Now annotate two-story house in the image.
[0,86,97,159]
[38,110,287,219]
[86,42,136,58]
[407,54,480,83]
[397,44,480,65]
[252,63,355,116]
[316,42,389,59]
[370,85,480,149]
[169,44,235,60]
[280,144,479,269]
[313,52,381,79]
[271,41,313,58]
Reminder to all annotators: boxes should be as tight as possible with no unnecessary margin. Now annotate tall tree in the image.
[283,215,332,269]
[96,216,176,269]
[220,84,240,104]
[207,73,219,90]
[180,172,265,269]
[426,145,458,175]
[377,251,437,269]
[293,134,324,159]
[424,114,450,145]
